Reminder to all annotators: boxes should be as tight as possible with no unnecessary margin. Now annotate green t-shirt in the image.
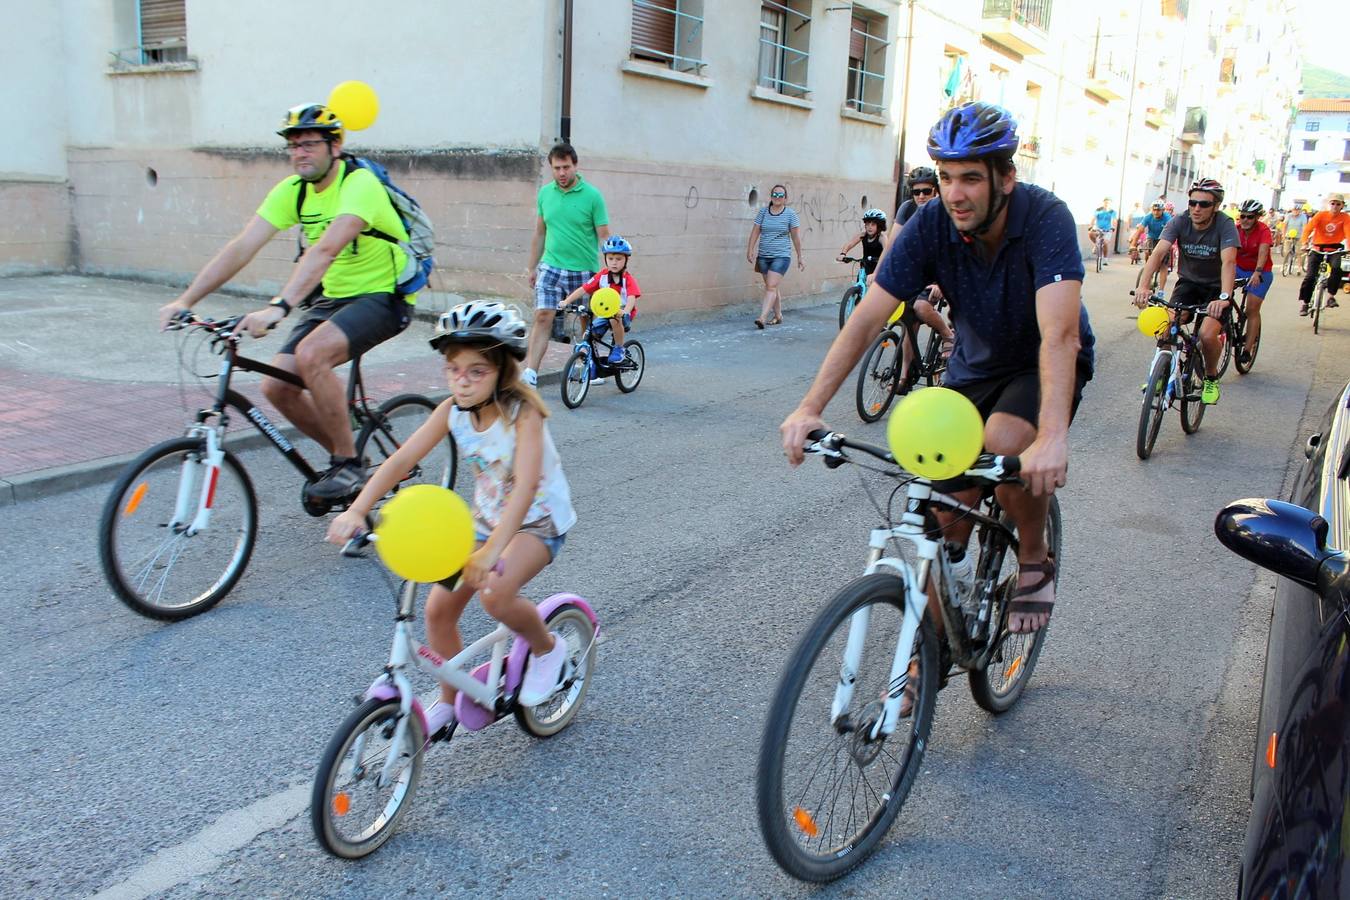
[257,160,410,300]
[537,174,609,272]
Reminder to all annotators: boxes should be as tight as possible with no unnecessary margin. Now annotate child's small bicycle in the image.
[311,533,600,859]
[558,302,646,409]
[836,256,870,328]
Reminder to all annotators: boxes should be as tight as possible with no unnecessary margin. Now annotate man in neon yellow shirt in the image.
[158,104,413,501]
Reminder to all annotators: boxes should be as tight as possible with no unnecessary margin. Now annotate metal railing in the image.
[631,0,707,73]
[759,0,812,96]
[845,22,890,115]
[981,0,1051,33]
[108,40,188,67]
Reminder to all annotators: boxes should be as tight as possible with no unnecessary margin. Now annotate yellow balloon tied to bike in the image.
[327,81,380,131]
[590,287,621,319]
[1136,306,1169,338]
[886,301,907,326]
[886,387,983,479]
[374,485,474,582]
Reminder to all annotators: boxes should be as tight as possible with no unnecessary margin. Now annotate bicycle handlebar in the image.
[803,429,1020,482]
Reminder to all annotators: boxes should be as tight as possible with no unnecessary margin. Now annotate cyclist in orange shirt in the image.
[1299,193,1350,314]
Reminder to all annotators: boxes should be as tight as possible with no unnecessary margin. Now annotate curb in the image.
[0,370,564,507]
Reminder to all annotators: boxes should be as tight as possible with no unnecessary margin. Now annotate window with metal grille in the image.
[631,0,705,73]
[758,1,811,99]
[139,0,187,63]
[845,8,889,115]
[1298,169,1312,182]
[1307,120,1321,132]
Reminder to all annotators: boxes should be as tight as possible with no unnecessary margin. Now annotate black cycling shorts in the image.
[1167,279,1230,324]
[279,292,411,358]
[948,366,1089,432]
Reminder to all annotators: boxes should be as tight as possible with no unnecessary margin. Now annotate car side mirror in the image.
[1215,498,1331,590]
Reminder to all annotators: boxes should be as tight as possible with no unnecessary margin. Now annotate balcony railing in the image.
[981,0,1051,33]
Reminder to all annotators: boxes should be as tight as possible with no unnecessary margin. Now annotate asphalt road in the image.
[2,261,1347,898]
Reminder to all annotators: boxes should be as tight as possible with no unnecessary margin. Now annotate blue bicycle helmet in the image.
[602,235,634,256]
[927,102,1020,161]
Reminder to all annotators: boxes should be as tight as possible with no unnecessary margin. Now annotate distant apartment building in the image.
[1283,99,1350,209]
[1,0,1299,307]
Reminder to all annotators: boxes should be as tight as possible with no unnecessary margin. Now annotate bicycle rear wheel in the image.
[1179,349,1206,434]
[838,284,863,329]
[855,330,902,423]
[757,574,939,882]
[615,340,645,393]
[312,697,425,859]
[968,497,1061,713]
[515,603,598,737]
[98,437,258,620]
[357,394,457,495]
[1135,353,1170,460]
[1233,309,1258,375]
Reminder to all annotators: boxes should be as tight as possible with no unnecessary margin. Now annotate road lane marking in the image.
[91,780,309,900]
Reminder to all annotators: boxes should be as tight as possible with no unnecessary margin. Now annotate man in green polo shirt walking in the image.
[523,142,611,385]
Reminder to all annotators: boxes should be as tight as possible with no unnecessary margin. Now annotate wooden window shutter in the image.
[140,0,186,48]
[850,15,867,60]
[632,0,677,63]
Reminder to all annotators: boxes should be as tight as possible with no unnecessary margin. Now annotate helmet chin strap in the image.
[967,159,1009,238]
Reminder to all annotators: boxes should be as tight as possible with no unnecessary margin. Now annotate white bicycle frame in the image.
[173,424,226,536]
[1143,346,1181,408]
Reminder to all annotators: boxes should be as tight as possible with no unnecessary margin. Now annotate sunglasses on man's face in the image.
[1188,199,1215,209]
[1239,214,1257,220]
[913,187,935,197]
[1333,201,1345,207]
[770,192,786,198]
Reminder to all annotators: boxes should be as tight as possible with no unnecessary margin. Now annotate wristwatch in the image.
[1217,292,1231,302]
[268,296,292,316]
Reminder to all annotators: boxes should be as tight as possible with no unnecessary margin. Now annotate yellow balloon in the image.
[373,485,475,582]
[591,287,621,319]
[886,387,984,480]
[327,81,380,131]
[1136,306,1169,338]
[886,301,907,326]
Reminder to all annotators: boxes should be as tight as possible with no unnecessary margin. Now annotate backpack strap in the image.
[292,160,353,261]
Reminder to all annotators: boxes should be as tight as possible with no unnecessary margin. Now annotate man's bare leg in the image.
[525,307,556,373]
[260,323,353,456]
[984,412,1052,634]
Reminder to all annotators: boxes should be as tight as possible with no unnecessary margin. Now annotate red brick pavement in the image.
[0,343,571,483]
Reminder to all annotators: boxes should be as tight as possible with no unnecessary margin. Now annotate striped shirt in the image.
[754,205,800,259]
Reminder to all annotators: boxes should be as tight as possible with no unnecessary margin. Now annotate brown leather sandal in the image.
[1008,556,1056,633]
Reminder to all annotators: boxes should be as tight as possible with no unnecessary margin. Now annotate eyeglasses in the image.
[912,187,935,197]
[445,364,497,384]
[1239,214,1258,220]
[1332,201,1346,207]
[770,192,786,198]
[1188,199,1215,209]
[286,139,328,153]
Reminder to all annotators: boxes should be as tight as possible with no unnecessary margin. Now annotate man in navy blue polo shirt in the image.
[782,102,1094,637]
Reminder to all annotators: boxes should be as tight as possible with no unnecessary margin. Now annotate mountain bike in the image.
[1214,277,1256,378]
[855,291,949,423]
[837,256,869,328]
[98,313,455,621]
[1305,246,1345,335]
[558,302,645,409]
[757,431,1060,882]
[1134,293,1218,460]
[312,533,599,859]
[1090,227,1110,273]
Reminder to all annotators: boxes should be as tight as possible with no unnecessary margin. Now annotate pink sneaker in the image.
[518,632,568,706]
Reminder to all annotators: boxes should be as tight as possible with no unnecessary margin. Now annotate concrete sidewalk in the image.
[0,274,835,504]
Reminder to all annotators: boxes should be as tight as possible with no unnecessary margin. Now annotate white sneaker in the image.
[522,367,538,387]
[590,376,608,385]
[518,632,568,706]
[425,701,457,737]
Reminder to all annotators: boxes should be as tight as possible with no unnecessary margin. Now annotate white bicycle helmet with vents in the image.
[430,301,528,359]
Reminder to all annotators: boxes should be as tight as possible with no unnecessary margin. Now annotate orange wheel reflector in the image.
[1005,655,1024,682]
[123,483,148,517]
[333,792,351,817]
[793,806,820,838]
[869,403,883,413]
[1266,732,1277,769]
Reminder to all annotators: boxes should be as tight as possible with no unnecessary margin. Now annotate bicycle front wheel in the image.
[838,285,863,329]
[1135,353,1170,460]
[357,394,457,494]
[98,437,258,621]
[757,574,939,882]
[855,330,902,423]
[312,697,426,859]
[561,348,591,409]
[515,603,598,737]
[968,497,1061,713]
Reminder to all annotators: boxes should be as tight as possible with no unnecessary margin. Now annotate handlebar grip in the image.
[806,428,831,442]
[1000,456,1021,475]
[340,531,372,557]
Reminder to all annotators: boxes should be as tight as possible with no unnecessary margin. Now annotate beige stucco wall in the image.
[8,1,67,178]
[0,180,74,273]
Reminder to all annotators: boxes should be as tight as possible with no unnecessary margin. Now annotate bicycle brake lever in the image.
[341,531,373,558]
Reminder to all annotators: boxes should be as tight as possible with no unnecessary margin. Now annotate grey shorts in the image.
[278,292,411,358]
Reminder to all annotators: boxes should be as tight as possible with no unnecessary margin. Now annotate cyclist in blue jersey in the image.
[783,101,1094,637]
[1141,201,1174,293]
[1090,199,1118,264]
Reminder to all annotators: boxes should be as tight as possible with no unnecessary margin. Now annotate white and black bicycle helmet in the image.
[430,301,528,359]
[1238,198,1264,217]
[862,207,887,226]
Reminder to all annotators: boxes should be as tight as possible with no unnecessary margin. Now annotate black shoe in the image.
[1328,298,1340,308]
[305,459,368,502]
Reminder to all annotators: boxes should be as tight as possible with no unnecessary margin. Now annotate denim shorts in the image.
[477,531,566,562]
[535,264,593,311]
[756,256,791,276]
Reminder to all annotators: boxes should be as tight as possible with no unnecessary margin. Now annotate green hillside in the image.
[1303,65,1350,98]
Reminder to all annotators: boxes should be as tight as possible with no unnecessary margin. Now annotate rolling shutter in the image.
[632,0,676,63]
[140,0,186,49]
[850,15,867,60]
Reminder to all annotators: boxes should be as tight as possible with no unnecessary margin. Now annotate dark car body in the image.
[1217,382,1350,899]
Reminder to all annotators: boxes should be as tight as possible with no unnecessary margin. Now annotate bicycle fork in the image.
[175,426,225,535]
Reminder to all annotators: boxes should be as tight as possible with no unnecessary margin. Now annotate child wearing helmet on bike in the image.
[562,234,641,364]
[327,301,576,734]
[837,209,888,284]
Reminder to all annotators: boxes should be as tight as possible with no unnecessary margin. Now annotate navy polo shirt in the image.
[876,181,1095,387]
